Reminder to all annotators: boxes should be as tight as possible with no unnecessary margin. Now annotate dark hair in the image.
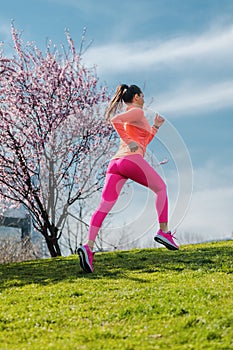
[105,84,142,123]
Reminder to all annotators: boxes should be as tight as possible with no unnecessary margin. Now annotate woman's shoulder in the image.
[126,106,144,112]
[111,106,144,122]
[125,107,144,117]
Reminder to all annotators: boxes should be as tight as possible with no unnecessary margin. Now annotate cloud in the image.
[0,20,11,42]
[83,24,233,117]
[84,24,233,73]
[176,161,233,243]
[155,80,233,116]
[179,186,233,242]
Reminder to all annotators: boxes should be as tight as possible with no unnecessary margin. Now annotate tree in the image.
[0,23,116,257]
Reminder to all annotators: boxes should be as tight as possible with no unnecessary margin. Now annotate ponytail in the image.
[105,84,142,123]
[105,84,128,123]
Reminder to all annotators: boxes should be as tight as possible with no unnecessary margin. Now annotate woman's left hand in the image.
[154,114,165,128]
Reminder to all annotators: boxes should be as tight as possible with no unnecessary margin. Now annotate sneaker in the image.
[154,229,179,250]
[77,244,94,273]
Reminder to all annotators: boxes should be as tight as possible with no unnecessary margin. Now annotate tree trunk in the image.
[43,225,62,257]
[45,236,62,257]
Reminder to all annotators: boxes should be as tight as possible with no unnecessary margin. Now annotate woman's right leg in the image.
[87,161,127,245]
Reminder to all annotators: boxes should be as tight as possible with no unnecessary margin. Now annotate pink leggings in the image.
[88,154,168,241]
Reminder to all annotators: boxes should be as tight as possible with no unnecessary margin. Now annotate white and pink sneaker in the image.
[77,244,95,273]
[154,229,179,250]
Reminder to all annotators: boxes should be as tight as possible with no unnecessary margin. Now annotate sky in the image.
[1,0,233,249]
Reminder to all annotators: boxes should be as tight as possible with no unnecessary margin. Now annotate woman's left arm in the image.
[147,113,165,144]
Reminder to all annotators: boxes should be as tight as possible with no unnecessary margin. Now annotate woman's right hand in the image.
[128,141,139,152]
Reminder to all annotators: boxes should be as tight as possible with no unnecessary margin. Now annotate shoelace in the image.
[169,230,179,242]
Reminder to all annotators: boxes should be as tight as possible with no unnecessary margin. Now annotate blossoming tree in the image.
[0,24,116,257]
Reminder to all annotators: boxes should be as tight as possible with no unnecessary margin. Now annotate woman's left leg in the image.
[116,155,178,250]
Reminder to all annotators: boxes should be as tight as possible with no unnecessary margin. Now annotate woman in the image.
[78,84,179,273]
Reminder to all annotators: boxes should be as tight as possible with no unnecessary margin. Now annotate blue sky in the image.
[1,0,233,246]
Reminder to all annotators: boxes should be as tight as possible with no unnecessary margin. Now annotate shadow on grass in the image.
[0,241,232,290]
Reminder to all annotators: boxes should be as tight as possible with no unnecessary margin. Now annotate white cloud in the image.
[84,24,233,73]
[0,20,11,42]
[155,80,233,116]
[176,162,233,243]
[179,186,233,243]
[83,24,233,117]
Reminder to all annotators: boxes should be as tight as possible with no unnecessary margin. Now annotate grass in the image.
[0,240,232,350]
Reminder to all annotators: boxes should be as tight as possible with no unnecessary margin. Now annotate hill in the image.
[0,241,232,349]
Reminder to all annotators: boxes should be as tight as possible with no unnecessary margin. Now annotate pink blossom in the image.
[0,24,117,257]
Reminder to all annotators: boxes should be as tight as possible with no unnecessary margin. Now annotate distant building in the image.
[0,204,47,257]
[0,205,31,240]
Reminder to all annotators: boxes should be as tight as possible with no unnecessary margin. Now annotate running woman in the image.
[78,84,179,273]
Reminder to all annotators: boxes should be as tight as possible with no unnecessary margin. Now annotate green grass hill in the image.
[0,241,232,350]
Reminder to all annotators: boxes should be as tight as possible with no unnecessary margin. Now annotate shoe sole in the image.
[77,246,93,273]
[154,235,179,250]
